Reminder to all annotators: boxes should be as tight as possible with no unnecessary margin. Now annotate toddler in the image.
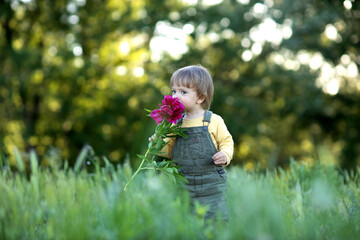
[153,65,234,222]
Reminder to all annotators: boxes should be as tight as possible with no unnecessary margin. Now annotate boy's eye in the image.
[172,90,187,94]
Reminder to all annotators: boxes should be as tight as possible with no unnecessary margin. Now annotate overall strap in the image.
[176,111,212,128]
[202,110,212,131]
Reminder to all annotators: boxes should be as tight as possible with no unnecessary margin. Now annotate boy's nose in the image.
[173,94,181,102]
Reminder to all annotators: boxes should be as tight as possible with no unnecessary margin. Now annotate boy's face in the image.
[171,84,205,112]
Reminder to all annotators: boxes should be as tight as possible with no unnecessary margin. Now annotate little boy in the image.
[154,65,234,221]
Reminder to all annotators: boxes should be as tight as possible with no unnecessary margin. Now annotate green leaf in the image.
[168,174,176,184]
[172,167,179,174]
[172,164,182,169]
[175,173,189,183]
[150,161,157,167]
[137,154,147,160]
[148,148,159,155]
[156,139,165,151]
[157,161,167,168]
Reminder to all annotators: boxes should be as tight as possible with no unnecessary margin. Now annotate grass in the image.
[1,149,360,239]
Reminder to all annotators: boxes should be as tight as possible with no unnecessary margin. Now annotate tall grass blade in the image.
[13,147,25,173]
[29,150,38,176]
[74,145,90,173]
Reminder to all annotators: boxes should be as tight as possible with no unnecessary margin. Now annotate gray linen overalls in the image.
[171,110,228,221]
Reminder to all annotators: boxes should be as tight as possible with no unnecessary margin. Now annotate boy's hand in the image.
[148,134,156,142]
[212,152,227,166]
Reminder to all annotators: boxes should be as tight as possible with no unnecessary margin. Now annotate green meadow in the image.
[1,150,359,240]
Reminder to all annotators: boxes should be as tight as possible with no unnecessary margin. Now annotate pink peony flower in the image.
[151,95,184,124]
[124,95,187,190]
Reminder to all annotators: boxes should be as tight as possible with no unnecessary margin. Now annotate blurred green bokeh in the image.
[0,0,359,170]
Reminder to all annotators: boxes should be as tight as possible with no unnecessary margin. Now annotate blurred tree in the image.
[0,0,180,165]
[1,0,359,170]
[276,0,360,170]
[157,0,359,169]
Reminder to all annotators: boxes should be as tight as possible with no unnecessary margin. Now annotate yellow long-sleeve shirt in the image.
[160,113,234,165]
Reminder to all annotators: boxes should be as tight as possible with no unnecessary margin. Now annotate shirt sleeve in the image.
[214,116,234,165]
[157,136,175,159]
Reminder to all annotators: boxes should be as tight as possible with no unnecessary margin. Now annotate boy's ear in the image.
[197,94,206,104]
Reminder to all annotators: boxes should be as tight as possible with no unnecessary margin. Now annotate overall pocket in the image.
[214,169,227,184]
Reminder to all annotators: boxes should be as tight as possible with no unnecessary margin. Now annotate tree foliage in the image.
[0,0,359,170]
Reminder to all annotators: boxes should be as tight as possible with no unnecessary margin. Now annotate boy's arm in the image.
[157,137,175,159]
[215,117,234,165]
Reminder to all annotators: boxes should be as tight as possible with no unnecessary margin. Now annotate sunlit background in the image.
[1,0,359,170]
[151,0,359,95]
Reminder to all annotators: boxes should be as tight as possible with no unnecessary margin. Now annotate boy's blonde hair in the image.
[170,65,214,110]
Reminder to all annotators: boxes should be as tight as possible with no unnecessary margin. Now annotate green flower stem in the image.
[123,119,185,191]
[124,143,152,191]
[140,167,156,170]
